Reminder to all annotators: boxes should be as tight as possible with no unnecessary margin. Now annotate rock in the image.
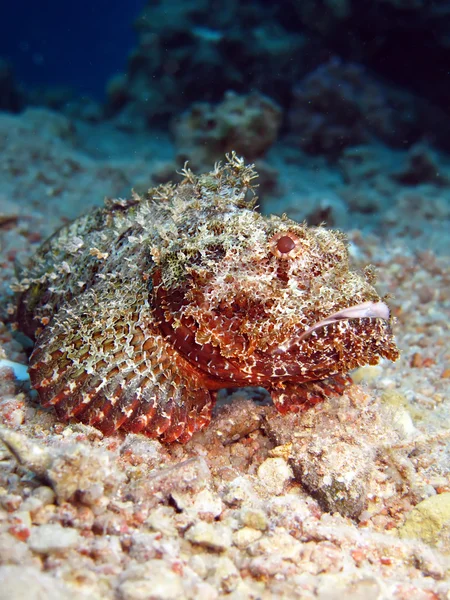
[200,396,264,444]
[21,108,75,142]
[118,560,184,600]
[222,476,258,507]
[0,426,51,478]
[130,457,212,503]
[257,457,293,495]
[171,488,223,520]
[107,3,304,127]
[185,521,232,551]
[239,507,268,531]
[393,143,447,186]
[288,57,418,155]
[146,506,179,537]
[173,91,282,170]
[0,566,77,600]
[31,486,56,506]
[233,527,263,549]
[0,532,34,565]
[293,190,350,229]
[399,492,450,550]
[351,365,383,383]
[0,59,22,112]
[47,444,122,503]
[28,523,79,554]
[247,528,303,562]
[209,556,241,593]
[264,394,390,518]
[292,434,375,518]
[0,428,122,505]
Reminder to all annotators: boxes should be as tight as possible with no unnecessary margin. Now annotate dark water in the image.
[1,0,449,112]
[0,0,145,98]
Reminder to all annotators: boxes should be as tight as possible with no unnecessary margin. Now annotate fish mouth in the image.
[271,301,391,355]
[297,300,390,343]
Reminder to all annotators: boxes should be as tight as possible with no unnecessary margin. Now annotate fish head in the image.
[153,188,399,388]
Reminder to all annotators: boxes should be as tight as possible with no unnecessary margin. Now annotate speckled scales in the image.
[28,284,213,443]
[16,154,399,443]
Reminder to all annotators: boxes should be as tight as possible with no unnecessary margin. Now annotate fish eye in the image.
[269,231,301,259]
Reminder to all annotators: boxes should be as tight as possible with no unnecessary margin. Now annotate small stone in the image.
[0,428,122,504]
[0,493,22,511]
[390,408,417,438]
[239,507,268,531]
[185,521,232,551]
[11,510,31,530]
[120,435,165,465]
[0,532,34,565]
[206,397,263,443]
[189,581,218,600]
[133,457,212,503]
[0,427,51,480]
[0,565,77,600]
[47,444,122,503]
[192,489,223,518]
[257,457,293,495]
[118,560,184,600]
[20,497,43,514]
[399,492,450,549]
[268,443,292,460]
[146,506,178,537]
[247,528,302,562]
[351,365,383,383]
[188,554,209,579]
[128,532,161,561]
[233,527,263,549]
[410,352,423,368]
[28,523,79,553]
[171,488,223,520]
[265,407,383,517]
[31,486,56,506]
[381,390,422,424]
[210,556,240,593]
[317,576,382,600]
[381,390,409,408]
[30,504,56,526]
[0,398,25,427]
[268,493,311,522]
[296,439,374,518]
[223,476,257,506]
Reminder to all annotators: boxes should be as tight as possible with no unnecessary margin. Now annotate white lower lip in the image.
[272,301,391,354]
[297,301,390,342]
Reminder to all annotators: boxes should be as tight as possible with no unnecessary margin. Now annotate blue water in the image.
[0,0,146,98]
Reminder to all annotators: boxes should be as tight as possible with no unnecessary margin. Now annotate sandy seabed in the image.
[0,108,449,599]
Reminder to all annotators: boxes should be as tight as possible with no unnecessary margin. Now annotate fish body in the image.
[16,154,399,442]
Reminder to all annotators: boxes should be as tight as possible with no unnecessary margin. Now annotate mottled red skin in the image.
[16,156,399,443]
[153,268,353,411]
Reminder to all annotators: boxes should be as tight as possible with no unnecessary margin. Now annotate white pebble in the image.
[28,523,79,553]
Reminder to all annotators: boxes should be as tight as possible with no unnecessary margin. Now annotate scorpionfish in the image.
[16,154,399,443]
